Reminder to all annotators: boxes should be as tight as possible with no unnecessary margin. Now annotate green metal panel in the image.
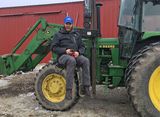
[95,37,127,87]
[1,54,19,75]
[97,38,119,46]
[108,65,124,77]
[0,57,6,75]
[142,32,160,40]
[111,48,119,65]
[108,63,125,87]
[96,38,120,83]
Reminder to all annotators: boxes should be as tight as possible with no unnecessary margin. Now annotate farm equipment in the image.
[0,0,160,116]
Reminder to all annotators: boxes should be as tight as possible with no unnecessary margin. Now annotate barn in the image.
[0,0,120,62]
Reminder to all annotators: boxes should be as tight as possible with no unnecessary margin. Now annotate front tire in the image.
[35,64,79,111]
[126,42,160,117]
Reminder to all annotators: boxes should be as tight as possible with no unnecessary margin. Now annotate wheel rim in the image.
[42,73,66,103]
[149,66,160,112]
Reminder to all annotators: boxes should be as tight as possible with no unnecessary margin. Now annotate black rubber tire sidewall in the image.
[128,46,160,117]
[35,65,79,111]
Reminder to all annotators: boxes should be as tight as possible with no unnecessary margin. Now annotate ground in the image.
[0,71,139,117]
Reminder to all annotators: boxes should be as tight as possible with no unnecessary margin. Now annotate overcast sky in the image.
[0,0,83,8]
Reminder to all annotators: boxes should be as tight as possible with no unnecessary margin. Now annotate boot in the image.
[65,89,72,100]
[79,85,85,96]
[84,86,92,97]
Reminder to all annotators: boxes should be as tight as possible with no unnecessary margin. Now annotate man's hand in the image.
[74,51,79,58]
[66,49,74,55]
[66,49,79,58]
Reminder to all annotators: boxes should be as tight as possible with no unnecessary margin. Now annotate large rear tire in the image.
[126,42,160,117]
[35,64,79,111]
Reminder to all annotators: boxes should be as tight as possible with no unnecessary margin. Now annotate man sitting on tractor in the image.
[50,16,92,100]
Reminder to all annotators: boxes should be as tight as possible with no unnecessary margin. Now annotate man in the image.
[50,16,92,100]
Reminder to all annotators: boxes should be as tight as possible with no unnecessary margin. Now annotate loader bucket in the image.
[0,57,6,75]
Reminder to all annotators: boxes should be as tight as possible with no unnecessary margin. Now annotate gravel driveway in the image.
[0,72,139,117]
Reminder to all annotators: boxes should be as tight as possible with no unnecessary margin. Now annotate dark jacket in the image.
[50,28,85,56]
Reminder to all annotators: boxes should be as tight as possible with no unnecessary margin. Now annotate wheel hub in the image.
[42,73,66,103]
[149,66,160,112]
[48,80,60,94]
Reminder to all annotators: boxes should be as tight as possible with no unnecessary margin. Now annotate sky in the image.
[0,0,83,8]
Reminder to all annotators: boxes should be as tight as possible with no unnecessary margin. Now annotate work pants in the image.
[58,54,91,90]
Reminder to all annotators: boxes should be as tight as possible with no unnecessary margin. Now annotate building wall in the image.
[0,0,120,62]
[0,0,83,8]
[98,0,120,37]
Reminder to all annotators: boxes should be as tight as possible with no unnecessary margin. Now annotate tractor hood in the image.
[144,0,160,5]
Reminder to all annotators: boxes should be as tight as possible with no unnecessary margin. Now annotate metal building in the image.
[0,0,120,61]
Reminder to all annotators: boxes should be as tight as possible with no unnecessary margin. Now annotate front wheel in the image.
[35,64,79,111]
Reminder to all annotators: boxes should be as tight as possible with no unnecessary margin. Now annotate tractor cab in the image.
[118,0,160,58]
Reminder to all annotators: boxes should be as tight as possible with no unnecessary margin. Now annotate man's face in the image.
[64,23,73,32]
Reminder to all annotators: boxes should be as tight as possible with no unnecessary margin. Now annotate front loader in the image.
[0,0,160,116]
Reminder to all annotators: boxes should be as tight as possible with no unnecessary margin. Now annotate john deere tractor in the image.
[0,0,160,116]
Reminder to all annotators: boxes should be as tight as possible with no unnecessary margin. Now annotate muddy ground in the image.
[0,71,139,117]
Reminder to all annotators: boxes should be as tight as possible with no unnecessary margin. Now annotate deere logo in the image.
[99,45,115,48]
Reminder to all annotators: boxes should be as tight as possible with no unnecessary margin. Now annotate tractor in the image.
[0,0,160,116]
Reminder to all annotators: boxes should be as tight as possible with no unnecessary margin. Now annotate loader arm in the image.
[0,18,62,76]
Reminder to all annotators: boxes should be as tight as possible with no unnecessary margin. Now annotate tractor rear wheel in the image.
[35,64,79,111]
[126,42,160,117]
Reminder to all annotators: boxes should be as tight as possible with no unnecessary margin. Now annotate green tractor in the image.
[0,0,160,116]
